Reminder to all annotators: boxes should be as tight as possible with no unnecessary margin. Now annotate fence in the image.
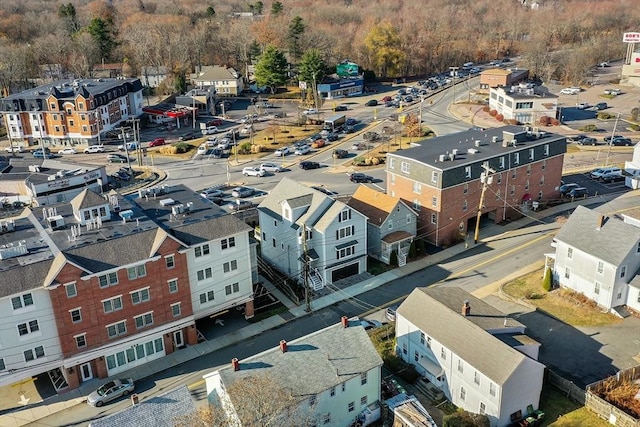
[546,369,586,405]
[584,366,640,427]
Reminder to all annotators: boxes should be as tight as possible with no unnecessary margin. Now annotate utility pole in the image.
[120,127,133,174]
[605,112,621,167]
[474,164,496,244]
[302,223,311,313]
[450,67,459,105]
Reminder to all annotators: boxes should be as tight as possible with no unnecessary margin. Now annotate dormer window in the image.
[283,207,291,221]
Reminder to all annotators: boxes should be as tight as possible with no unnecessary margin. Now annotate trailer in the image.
[323,114,347,132]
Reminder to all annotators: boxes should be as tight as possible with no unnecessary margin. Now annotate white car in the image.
[258,101,273,108]
[274,146,290,157]
[197,144,208,154]
[59,147,78,155]
[4,145,24,153]
[302,109,318,115]
[260,163,283,173]
[201,126,218,135]
[576,102,591,110]
[205,137,218,147]
[217,139,231,150]
[242,167,265,177]
[117,142,137,152]
[294,145,311,155]
[84,145,105,154]
[559,87,581,95]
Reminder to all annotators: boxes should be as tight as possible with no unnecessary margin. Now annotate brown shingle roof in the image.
[347,186,399,226]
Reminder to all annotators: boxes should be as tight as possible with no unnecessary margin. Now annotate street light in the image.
[119,127,134,174]
[449,67,459,105]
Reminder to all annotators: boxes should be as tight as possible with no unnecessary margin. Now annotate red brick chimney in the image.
[462,300,471,316]
[341,316,349,328]
[279,340,288,353]
[231,357,239,371]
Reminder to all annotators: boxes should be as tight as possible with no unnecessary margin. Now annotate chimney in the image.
[279,340,288,353]
[231,357,239,371]
[341,316,349,328]
[596,215,605,230]
[462,300,471,316]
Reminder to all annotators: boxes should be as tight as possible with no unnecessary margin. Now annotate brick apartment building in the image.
[386,126,566,247]
[0,77,143,148]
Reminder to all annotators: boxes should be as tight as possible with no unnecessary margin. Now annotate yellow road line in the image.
[188,379,205,390]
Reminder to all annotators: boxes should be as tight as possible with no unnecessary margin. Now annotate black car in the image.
[346,118,357,126]
[568,134,588,142]
[299,161,320,170]
[604,135,623,143]
[578,137,599,146]
[333,149,348,159]
[326,133,339,142]
[566,187,589,198]
[594,102,608,110]
[179,132,197,141]
[350,173,374,183]
[611,137,633,146]
[334,105,348,111]
[365,99,378,107]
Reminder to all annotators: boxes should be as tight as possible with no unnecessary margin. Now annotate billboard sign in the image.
[623,32,640,43]
[336,61,359,77]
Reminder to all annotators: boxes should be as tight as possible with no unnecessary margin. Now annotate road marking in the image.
[188,379,205,390]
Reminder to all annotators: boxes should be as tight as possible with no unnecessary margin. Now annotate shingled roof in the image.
[347,185,408,227]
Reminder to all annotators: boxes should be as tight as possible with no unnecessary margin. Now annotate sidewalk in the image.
[3,189,628,427]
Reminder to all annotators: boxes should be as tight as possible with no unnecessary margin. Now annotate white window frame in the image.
[401,162,410,173]
[195,244,210,257]
[17,319,40,336]
[65,282,77,298]
[134,311,154,329]
[106,320,127,338]
[12,293,35,310]
[130,287,151,305]
[165,254,175,269]
[171,303,181,317]
[127,264,147,280]
[221,237,236,250]
[168,278,178,293]
[102,296,123,313]
[223,260,238,273]
[69,308,82,323]
[75,333,87,349]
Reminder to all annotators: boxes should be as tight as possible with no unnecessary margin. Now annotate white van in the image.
[590,167,621,181]
[201,126,218,135]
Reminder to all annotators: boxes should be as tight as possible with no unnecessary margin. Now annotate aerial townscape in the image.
[2,1,640,427]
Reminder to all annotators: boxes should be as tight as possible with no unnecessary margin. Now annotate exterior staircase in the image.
[309,269,324,291]
[413,378,444,402]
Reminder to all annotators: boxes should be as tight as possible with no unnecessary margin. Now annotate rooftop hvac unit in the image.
[28,165,40,172]
[474,140,481,147]
[0,242,28,260]
[439,154,447,162]
[452,149,459,156]
[171,204,184,215]
[119,210,134,221]
[467,148,479,154]
[0,220,15,234]
[159,198,175,206]
[492,136,498,143]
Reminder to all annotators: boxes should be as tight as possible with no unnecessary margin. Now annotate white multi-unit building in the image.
[258,177,368,290]
[204,318,383,427]
[396,287,545,427]
[489,86,558,124]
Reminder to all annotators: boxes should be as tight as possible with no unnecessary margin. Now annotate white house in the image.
[489,86,558,124]
[396,287,545,427]
[551,205,640,315]
[258,177,368,290]
[138,66,169,88]
[623,144,640,189]
[204,318,383,427]
[192,66,244,96]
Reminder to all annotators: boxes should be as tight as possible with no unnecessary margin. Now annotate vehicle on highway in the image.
[590,167,622,181]
[84,145,105,154]
[295,145,311,155]
[229,200,255,212]
[352,142,372,151]
[260,163,284,173]
[242,167,265,177]
[205,137,218,147]
[274,146,290,157]
[333,149,348,159]
[302,108,318,115]
[311,139,325,149]
[231,186,254,198]
[5,145,24,153]
[594,102,608,111]
[365,99,378,107]
[201,126,218,135]
[346,118,357,126]
[59,147,77,155]
[148,138,165,147]
[578,137,599,146]
[179,132,197,141]
[559,87,581,95]
[566,187,589,198]
[360,319,383,330]
[385,304,399,322]
[197,144,208,154]
[299,161,320,170]
[107,153,128,163]
[217,139,232,150]
[211,148,224,159]
[350,173,374,183]
[87,378,135,407]
[201,188,225,199]
[559,182,581,195]
[118,142,138,152]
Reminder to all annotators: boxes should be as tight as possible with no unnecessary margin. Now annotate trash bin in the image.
[131,393,139,405]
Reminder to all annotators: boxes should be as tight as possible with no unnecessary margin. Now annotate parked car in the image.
[33,150,54,159]
[148,138,165,147]
[107,153,128,163]
[559,183,581,195]
[299,161,320,170]
[578,137,599,146]
[334,105,348,111]
[566,187,589,198]
[229,200,255,211]
[576,102,591,110]
[590,167,622,181]
[201,188,225,199]
[611,137,633,146]
[568,135,587,143]
[84,145,105,154]
[179,132,196,141]
[385,304,399,322]
[207,118,223,126]
[381,96,392,102]
[350,173,374,183]
[259,162,283,173]
[604,135,623,143]
[242,167,266,177]
[365,99,378,107]
[59,147,77,155]
[201,126,218,135]
[231,186,254,198]
[87,378,135,407]
[594,102,608,111]
[274,146,290,157]
[295,145,311,155]
[5,145,24,153]
[603,88,621,96]
[559,87,581,95]
[333,149,348,159]
[302,108,318,115]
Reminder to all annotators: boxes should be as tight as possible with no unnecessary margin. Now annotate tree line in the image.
[0,0,636,95]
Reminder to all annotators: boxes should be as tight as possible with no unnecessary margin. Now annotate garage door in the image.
[332,263,359,282]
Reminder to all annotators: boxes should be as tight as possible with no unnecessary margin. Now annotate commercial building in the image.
[0,78,144,148]
[386,126,566,247]
[479,68,529,90]
[192,66,244,96]
[489,86,558,125]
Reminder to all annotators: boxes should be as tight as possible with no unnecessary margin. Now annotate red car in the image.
[207,118,224,127]
[381,96,392,102]
[148,138,165,147]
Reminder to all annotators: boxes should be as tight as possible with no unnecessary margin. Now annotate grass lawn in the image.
[541,385,609,427]
[502,269,622,327]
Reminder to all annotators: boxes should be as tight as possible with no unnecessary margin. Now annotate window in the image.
[221,237,236,250]
[540,175,545,185]
[463,183,468,195]
[426,336,432,348]
[361,372,367,385]
[361,396,367,406]
[637,242,640,253]
[200,290,215,304]
[107,321,127,338]
[389,158,395,169]
[496,189,501,200]
[420,332,425,345]
[489,382,496,396]
[168,279,178,293]
[401,162,410,173]
[223,260,238,273]
[406,214,412,224]
[542,159,547,170]
[98,273,117,289]
[18,320,40,336]
[564,267,571,279]
[388,221,393,230]
[134,312,153,329]
[529,148,535,161]
[11,293,34,310]
[413,199,421,210]
[594,282,600,295]
[309,394,316,406]
[337,245,355,259]
[474,371,480,385]
[512,168,517,179]
[463,200,468,212]
[165,255,175,269]
[431,196,437,207]
[514,153,520,166]
[597,261,604,274]
[527,164,532,175]
[348,402,355,412]
[69,119,74,127]
[70,308,82,323]
[339,210,351,222]
[620,265,627,278]
[499,156,505,169]
[195,244,210,257]
[197,268,213,281]
[103,296,123,313]
[323,413,331,424]
[479,402,486,415]
[272,238,276,248]
[431,171,438,183]
[460,386,466,401]
[441,347,446,359]
[75,334,87,348]
[413,181,422,194]
[337,225,355,239]
[497,173,502,184]
[131,288,150,304]
[342,383,346,392]
[127,264,146,280]
[431,214,437,225]
[24,346,45,362]
[525,180,530,191]
[65,282,77,298]
[225,283,240,295]
[171,303,181,317]
[465,166,472,179]
[544,144,549,156]
[330,387,336,397]
[567,248,573,259]
[510,185,515,196]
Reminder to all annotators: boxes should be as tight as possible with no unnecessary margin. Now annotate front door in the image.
[80,363,93,382]
[173,330,184,349]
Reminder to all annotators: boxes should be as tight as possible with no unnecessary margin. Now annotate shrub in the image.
[631,107,639,122]
[443,411,490,427]
[629,124,640,131]
[489,109,498,117]
[598,112,615,120]
[538,116,551,126]
[352,156,367,166]
[579,124,599,132]
[238,142,253,154]
[542,267,552,292]
[251,144,266,153]
[495,114,504,122]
